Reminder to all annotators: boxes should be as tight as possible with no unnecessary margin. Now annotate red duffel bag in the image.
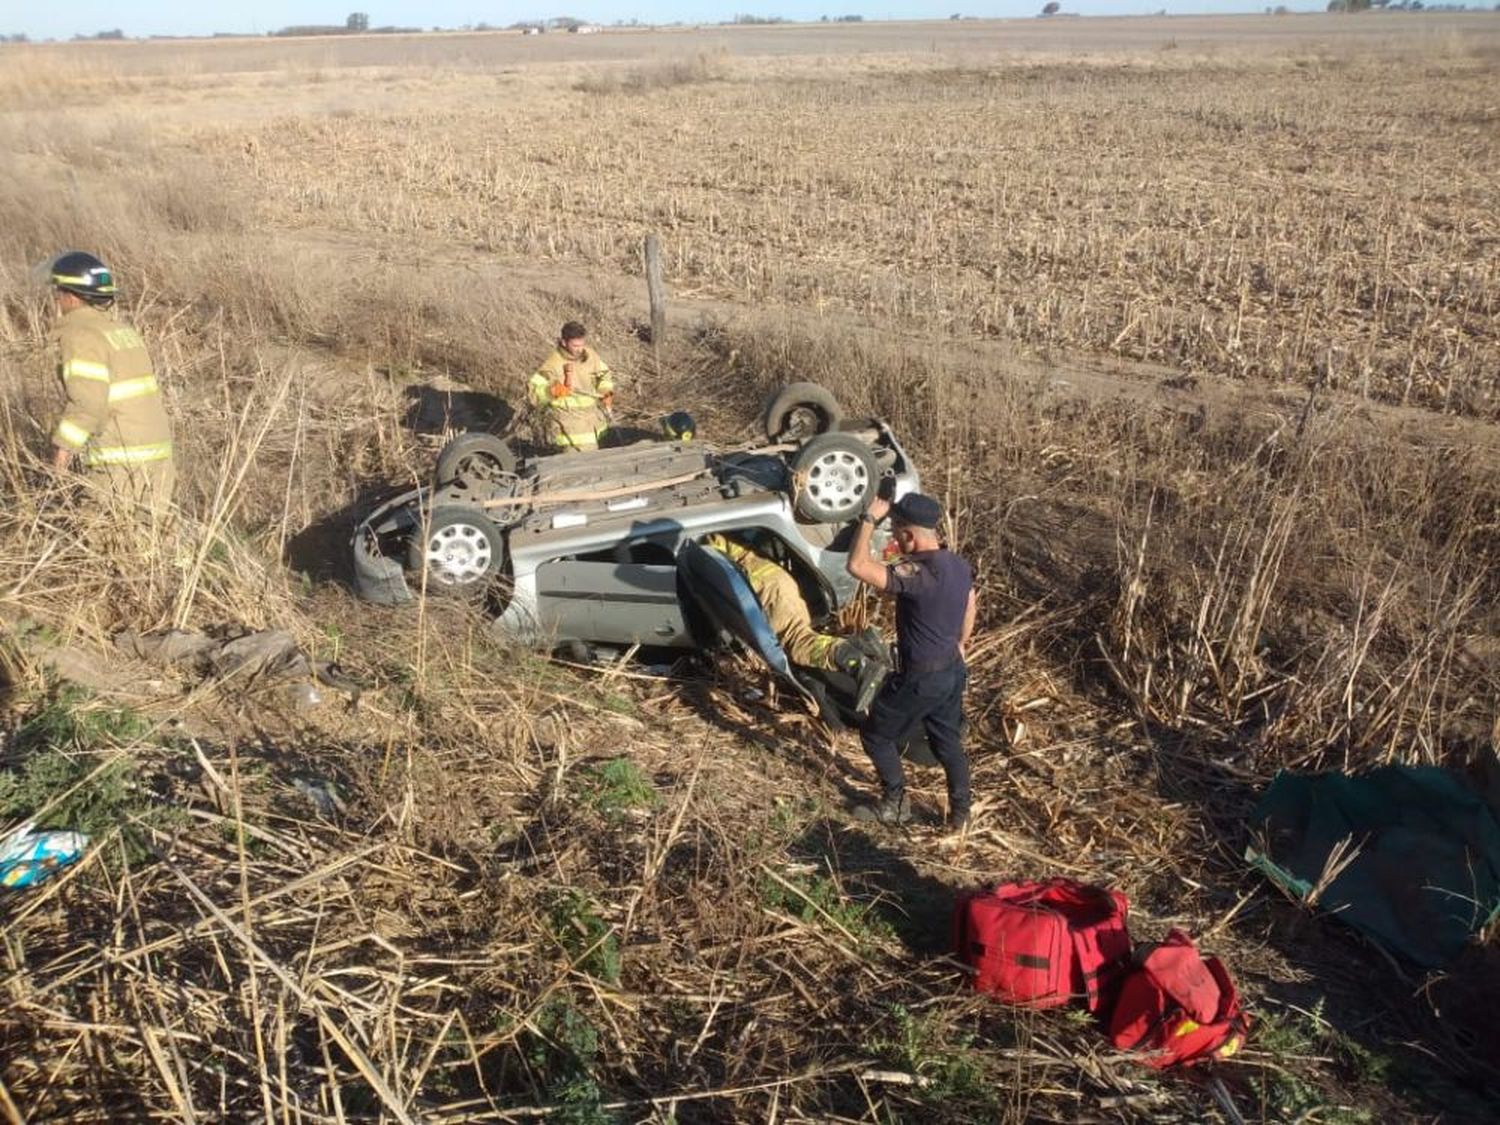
[1107,929,1250,1067]
[953,879,1131,1012]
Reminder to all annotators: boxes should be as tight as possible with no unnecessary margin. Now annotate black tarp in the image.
[1248,766,1500,969]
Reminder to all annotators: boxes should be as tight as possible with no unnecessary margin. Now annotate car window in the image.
[573,537,677,566]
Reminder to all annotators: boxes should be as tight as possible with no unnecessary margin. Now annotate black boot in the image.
[945,789,972,834]
[855,626,886,660]
[833,640,890,717]
[854,789,912,826]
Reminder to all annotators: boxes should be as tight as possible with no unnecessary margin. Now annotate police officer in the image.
[527,321,615,452]
[846,492,976,830]
[47,251,175,512]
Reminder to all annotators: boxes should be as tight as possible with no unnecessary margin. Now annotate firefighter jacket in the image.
[527,345,614,451]
[52,305,174,479]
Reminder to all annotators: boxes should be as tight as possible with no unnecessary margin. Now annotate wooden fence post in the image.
[644,233,667,360]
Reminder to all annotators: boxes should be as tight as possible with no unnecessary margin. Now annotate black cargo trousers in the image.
[859,661,970,814]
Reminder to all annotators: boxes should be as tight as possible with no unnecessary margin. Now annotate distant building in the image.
[571,24,599,34]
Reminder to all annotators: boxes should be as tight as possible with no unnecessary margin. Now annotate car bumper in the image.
[350,487,422,606]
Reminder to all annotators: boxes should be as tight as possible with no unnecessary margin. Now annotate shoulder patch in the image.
[893,562,920,578]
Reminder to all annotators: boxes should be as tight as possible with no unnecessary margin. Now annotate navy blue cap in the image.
[891,492,942,530]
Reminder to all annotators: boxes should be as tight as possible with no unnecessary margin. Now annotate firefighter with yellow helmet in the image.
[47,251,174,510]
[527,321,614,453]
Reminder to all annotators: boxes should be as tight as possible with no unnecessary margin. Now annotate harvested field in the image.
[1,14,1498,1124]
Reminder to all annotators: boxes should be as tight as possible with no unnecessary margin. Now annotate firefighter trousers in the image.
[749,564,840,672]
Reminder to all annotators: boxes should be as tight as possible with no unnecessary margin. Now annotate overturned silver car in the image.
[352,383,930,733]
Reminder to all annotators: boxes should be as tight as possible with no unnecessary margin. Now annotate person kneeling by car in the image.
[846,492,976,832]
[528,320,614,452]
[701,533,889,713]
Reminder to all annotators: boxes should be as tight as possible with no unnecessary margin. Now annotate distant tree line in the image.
[270,24,420,37]
[1327,0,1497,7]
[18,7,1496,47]
[270,12,418,37]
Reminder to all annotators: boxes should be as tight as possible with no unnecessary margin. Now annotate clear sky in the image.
[5,3,1321,42]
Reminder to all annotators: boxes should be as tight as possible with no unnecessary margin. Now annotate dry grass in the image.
[575,49,735,95]
[0,18,1496,1124]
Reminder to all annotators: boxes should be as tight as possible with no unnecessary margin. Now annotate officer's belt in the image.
[901,655,962,678]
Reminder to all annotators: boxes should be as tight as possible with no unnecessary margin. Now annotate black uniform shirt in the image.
[885,548,974,675]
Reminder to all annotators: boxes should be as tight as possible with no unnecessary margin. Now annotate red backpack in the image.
[953,879,1131,1012]
[1107,929,1250,1068]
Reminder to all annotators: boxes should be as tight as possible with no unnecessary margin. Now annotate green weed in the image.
[759,870,894,950]
[599,693,636,716]
[768,796,816,840]
[866,1003,1000,1113]
[10,685,149,755]
[217,819,269,859]
[0,688,175,867]
[0,749,172,867]
[527,997,615,1124]
[578,758,657,819]
[1253,1004,1382,1123]
[549,890,622,984]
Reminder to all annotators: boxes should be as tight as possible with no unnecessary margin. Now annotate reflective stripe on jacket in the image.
[528,345,613,448]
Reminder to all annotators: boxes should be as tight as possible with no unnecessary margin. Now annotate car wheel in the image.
[792,434,877,522]
[435,433,518,485]
[762,382,843,443]
[407,507,505,596]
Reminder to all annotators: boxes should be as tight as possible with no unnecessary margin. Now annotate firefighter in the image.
[527,321,614,452]
[47,252,175,511]
[702,532,887,713]
[846,492,976,831]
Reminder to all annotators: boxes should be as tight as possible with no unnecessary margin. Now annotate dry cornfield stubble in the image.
[0,15,1498,1124]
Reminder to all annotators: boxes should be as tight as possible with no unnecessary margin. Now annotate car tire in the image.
[762,382,843,443]
[407,506,506,597]
[792,434,877,522]
[435,433,518,485]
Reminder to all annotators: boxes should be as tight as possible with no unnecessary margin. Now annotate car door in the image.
[535,535,690,647]
[675,540,805,687]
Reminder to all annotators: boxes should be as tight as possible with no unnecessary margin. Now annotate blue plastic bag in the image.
[0,823,90,890]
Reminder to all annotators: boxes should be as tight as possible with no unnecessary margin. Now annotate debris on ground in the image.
[0,823,90,890]
[113,627,362,703]
[291,776,346,817]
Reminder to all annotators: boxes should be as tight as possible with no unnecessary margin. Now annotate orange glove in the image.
[549,382,569,399]
[600,392,615,411]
